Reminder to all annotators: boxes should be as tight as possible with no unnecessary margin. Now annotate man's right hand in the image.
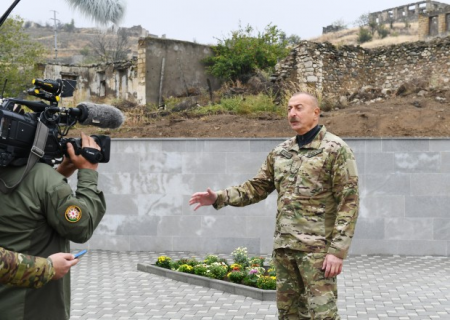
[48,253,78,280]
[189,188,218,211]
[66,132,100,170]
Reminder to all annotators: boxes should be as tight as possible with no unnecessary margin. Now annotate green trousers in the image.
[273,249,340,320]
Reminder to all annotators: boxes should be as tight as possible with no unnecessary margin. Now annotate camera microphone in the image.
[72,102,125,129]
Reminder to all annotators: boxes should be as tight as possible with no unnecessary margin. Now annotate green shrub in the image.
[203,23,289,82]
[206,262,228,279]
[357,27,372,44]
[177,264,194,274]
[256,276,276,290]
[228,270,246,283]
[203,254,219,264]
[231,247,249,267]
[377,25,389,39]
[193,264,208,276]
[155,256,172,269]
[249,257,265,267]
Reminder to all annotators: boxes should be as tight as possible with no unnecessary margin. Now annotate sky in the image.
[4,0,449,45]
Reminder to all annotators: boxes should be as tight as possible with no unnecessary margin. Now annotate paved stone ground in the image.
[70,250,450,319]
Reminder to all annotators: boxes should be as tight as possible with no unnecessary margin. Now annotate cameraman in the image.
[0,132,107,320]
[0,247,78,288]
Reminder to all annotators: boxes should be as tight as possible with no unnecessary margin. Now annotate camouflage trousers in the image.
[273,249,340,320]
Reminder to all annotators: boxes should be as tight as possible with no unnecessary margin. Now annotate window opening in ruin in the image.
[419,3,427,13]
[59,73,78,99]
[97,72,106,97]
[117,69,127,99]
[446,14,450,32]
[429,16,438,36]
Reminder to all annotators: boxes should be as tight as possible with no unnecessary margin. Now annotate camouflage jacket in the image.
[0,247,55,288]
[214,126,359,259]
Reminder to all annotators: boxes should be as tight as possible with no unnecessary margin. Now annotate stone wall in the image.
[69,137,450,257]
[273,36,450,101]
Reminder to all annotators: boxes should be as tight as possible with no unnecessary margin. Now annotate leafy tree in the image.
[357,27,373,44]
[279,32,301,46]
[63,19,76,33]
[203,23,289,82]
[368,20,378,35]
[0,17,47,97]
[354,13,370,27]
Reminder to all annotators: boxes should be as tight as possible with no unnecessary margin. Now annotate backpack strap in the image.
[0,121,49,194]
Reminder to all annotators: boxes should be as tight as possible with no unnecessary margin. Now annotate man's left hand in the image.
[322,254,343,278]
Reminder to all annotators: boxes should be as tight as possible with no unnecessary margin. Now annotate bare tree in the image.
[89,27,129,63]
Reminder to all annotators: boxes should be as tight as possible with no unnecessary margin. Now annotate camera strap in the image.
[0,121,49,194]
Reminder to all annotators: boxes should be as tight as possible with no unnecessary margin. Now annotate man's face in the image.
[287,94,320,135]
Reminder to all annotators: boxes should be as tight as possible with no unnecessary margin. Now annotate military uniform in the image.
[214,126,359,319]
[0,247,55,288]
[0,163,106,320]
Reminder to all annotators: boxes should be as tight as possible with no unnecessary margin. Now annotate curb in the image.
[137,263,276,301]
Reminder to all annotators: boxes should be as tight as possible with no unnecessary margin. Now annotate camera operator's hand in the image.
[56,155,76,178]
[66,132,101,170]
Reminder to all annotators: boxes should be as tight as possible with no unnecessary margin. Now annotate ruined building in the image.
[418,2,450,38]
[43,37,221,106]
[369,1,450,24]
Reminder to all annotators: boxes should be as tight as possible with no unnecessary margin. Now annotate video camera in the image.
[0,78,122,167]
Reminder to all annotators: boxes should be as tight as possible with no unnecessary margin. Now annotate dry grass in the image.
[310,22,419,48]
[361,34,419,48]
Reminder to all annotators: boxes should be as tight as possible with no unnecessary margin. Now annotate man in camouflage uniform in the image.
[189,92,359,319]
[0,247,78,288]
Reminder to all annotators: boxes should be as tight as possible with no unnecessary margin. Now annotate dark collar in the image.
[296,125,321,148]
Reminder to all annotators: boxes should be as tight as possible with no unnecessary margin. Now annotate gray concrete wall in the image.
[71,138,450,256]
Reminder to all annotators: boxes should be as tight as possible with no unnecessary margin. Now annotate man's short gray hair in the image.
[291,92,319,109]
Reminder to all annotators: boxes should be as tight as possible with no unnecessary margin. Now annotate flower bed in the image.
[136,247,276,301]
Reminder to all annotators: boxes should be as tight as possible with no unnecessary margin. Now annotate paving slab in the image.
[70,250,450,319]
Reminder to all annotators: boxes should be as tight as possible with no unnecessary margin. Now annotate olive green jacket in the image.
[214,126,359,259]
[0,163,106,320]
[0,247,55,288]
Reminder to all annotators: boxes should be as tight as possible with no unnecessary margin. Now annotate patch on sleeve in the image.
[65,206,82,223]
[346,159,358,177]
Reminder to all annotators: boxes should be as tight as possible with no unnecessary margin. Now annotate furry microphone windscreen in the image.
[65,0,126,25]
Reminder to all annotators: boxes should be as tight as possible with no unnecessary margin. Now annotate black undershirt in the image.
[296,125,321,148]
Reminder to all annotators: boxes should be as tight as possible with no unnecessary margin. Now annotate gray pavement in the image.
[70,250,450,319]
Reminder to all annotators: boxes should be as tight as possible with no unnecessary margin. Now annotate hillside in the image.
[23,24,146,64]
[23,19,450,139]
[310,21,419,48]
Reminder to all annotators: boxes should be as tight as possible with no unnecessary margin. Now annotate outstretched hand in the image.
[189,188,218,211]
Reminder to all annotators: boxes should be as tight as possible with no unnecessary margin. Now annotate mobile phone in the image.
[74,249,87,259]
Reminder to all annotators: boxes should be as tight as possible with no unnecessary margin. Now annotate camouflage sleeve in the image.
[327,145,359,259]
[0,247,55,289]
[214,154,276,210]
